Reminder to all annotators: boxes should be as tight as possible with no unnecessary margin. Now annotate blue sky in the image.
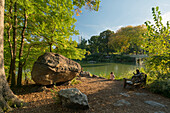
[72,0,170,42]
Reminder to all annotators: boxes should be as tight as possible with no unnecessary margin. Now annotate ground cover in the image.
[9,77,170,113]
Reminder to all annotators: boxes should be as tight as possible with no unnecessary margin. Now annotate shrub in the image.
[149,79,170,98]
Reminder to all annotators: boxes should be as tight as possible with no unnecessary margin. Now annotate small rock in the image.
[134,93,148,96]
[144,101,166,107]
[154,111,165,113]
[30,86,47,92]
[79,71,91,77]
[92,74,98,78]
[113,99,131,106]
[99,76,105,79]
[120,93,130,97]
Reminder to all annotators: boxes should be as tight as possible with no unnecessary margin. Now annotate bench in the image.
[123,73,147,88]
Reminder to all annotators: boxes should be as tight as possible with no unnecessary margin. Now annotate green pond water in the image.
[81,62,142,78]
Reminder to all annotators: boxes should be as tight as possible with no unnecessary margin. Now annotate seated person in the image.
[124,69,147,88]
[110,72,115,80]
[132,69,143,83]
[133,69,141,76]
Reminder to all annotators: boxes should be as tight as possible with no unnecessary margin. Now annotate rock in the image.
[154,111,165,113]
[144,101,166,107]
[31,52,81,85]
[113,99,131,106]
[120,93,130,97]
[30,86,47,92]
[92,74,98,78]
[79,71,91,77]
[99,76,105,79]
[58,88,89,109]
[134,93,148,96]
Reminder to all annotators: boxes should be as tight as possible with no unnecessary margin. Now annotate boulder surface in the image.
[58,88,89,109]
[31,52,81,85]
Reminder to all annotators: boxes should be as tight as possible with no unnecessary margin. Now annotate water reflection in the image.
[81,62,142,77]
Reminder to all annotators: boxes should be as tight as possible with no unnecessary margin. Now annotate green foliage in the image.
[98,73,110,79]
[83,53,135,63]
[109,25,147,54]
[73,0,100,11]
[50,87,61,104]
[55,40,86,60]
[88,35,100,53]
[149,79,170,98]
[98,30,113,54]
[87,30,113,54]
[82,25,147,57]
[78,38,88,50]
[4,0,100,84]
[114,70,135,81]
[143,6,170,80]
[70,77,81,85]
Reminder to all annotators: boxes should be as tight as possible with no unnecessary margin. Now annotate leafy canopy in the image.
[143,6,170,80]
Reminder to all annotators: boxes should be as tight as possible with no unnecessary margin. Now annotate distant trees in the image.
[88,35,100,53]
[83,26,147,55]
[98,30,113,54]
[109,25,147,54]
[78,38,88,50]
[87,30,113,54]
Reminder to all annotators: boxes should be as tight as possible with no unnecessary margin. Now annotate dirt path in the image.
[10,77,170,113]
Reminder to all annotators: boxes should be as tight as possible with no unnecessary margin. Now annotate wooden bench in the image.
[123,73,147,88]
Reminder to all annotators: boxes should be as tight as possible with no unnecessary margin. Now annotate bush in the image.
[149,79,170,98]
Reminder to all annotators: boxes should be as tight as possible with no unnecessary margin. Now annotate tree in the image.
[78,38,88,49]
[143,6,170,80]
[0,0,24,112]
[98,30,113,54]
[4,0,101,86]
[109,25,147,54]
[88,35,100,53]
[55,39,86,60]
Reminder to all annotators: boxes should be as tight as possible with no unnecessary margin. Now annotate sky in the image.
[72,0,170,43]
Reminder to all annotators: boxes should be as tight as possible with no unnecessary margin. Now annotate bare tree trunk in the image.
[17,8,28,86]
[7,0,13,83]
[0,0,25,112]
[11,2,17,86]
[50,43,52,52]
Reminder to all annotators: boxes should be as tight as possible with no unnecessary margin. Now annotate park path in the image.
[10,77,170,113]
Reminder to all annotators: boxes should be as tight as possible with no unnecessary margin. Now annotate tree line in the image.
[78,25,148,55]
[78,6,169,80]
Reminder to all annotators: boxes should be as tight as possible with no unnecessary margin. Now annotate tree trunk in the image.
[0,0,25,112]
[50,43,52,52]
[7,0,13,83]
[7,61,12,83]
[17,9,27,86]
[11,2,17,86]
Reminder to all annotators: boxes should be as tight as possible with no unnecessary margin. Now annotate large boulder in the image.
[58,88,89,109]
[31,52,81,85]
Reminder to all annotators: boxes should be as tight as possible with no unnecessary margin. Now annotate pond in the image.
[81,62,142,78]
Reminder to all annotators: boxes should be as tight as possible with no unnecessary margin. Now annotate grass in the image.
[50,87,61,104]
[70,77,81,85]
